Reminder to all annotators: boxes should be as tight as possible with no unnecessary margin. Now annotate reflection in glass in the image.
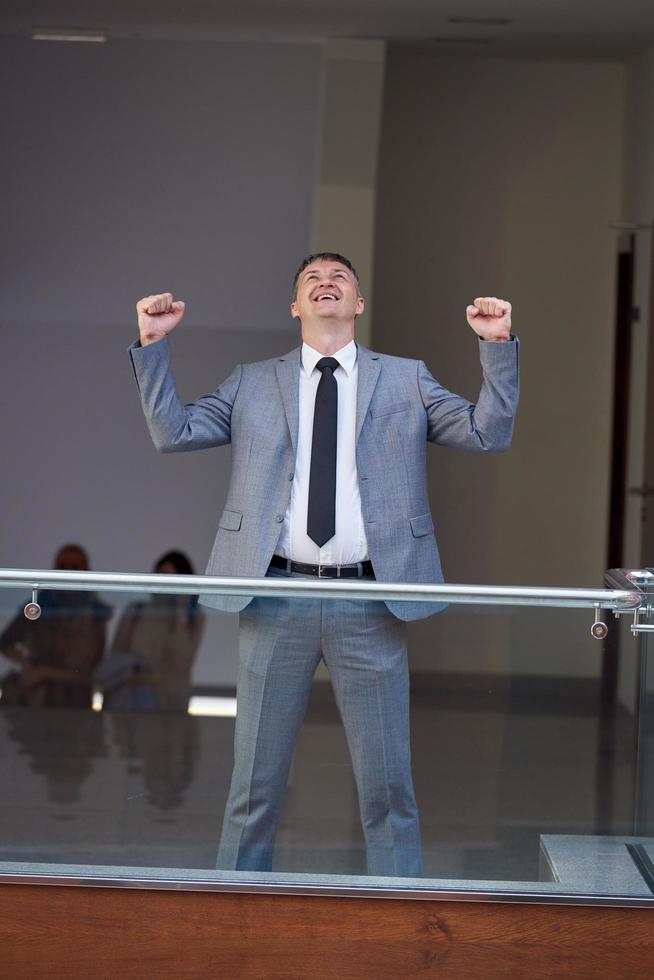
[96,552,205,713]
[0,546,111,709]
[0,583,651,901]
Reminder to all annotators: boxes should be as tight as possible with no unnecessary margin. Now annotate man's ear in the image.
[290,301,300,319]
[354,296,365,318]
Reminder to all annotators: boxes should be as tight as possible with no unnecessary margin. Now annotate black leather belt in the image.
[269,555,374,579]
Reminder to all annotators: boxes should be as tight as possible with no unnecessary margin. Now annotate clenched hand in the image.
[136,292,186,347]
[466,297,512,342]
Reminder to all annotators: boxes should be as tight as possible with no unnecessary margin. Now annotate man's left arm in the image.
[420,296,519,451]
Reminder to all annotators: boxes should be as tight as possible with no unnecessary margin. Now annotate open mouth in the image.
[313,292,339,303]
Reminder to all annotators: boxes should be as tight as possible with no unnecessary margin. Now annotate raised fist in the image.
[136,293,186,347]
[466,297,512,342]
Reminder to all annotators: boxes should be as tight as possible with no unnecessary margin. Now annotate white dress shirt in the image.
[276,340,369,565]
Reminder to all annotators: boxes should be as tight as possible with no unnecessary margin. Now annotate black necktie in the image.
[307,357,339,547]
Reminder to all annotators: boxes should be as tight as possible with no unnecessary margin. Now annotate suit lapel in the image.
[275,347,301,451]
[356,344,381,442]
[275,343,380,448]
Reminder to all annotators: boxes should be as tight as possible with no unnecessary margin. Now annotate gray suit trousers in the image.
[216,569,422,878]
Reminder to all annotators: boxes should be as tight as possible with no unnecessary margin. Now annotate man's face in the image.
[290,260,364,324]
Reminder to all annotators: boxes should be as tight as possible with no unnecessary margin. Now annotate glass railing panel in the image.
[0,570,650,903]
[636,626,654,839]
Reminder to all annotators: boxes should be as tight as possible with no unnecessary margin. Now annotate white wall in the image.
[0,37,322,332]
[374,54,625,676]
[0,36,321,685]
[313,39,386,346]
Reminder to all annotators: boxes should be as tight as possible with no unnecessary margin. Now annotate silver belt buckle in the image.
[318,564,324,578]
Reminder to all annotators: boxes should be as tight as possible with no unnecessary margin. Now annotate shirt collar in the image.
[301,339,357,378]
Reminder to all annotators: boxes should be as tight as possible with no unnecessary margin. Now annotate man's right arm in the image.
[129,292,241,452]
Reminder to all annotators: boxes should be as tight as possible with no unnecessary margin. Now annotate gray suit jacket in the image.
[129,336,519,620]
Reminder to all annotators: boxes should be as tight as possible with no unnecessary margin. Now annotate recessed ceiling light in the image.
[426,37,493,44]
[390,37,493,50]
[32,27,107,43]
[448,17,511,26]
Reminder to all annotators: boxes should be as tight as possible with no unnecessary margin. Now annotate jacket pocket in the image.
[371,399,411,418]
[218,509,243,532]
[410,513,434,538]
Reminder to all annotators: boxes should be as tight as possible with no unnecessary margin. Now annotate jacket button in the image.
[274,514,284,523]
[288,472,294,481]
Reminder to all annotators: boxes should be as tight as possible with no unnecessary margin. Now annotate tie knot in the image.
[316,357,339,374]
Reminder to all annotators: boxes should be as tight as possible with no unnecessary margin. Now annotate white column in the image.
[312,39,386,346]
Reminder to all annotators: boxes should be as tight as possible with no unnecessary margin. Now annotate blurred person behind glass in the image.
[0,544,111,708]
[102,551,205,713]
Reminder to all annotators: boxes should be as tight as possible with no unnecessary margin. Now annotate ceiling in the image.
[1,0,653,60]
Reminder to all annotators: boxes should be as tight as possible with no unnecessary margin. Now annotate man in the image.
[130,252,519,878]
